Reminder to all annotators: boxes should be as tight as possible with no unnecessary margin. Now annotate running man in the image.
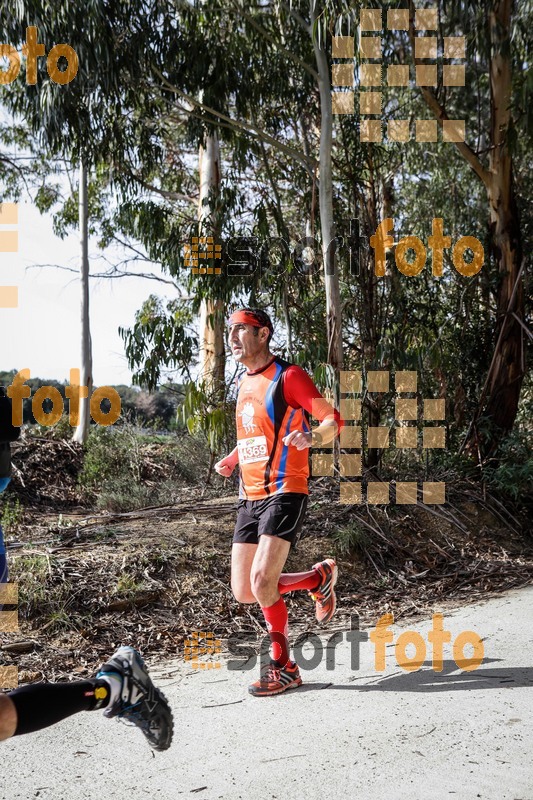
[0,646,173,750]
[215,308,343,697]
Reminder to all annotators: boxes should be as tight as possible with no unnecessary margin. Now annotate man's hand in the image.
[214,455,237,478]
[282,430,312,450]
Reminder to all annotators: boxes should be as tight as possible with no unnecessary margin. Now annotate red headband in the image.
[227,310,273,332]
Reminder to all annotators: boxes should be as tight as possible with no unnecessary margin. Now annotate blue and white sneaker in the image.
[96,646,173,751]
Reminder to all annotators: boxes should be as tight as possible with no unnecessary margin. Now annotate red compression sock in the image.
[261,597,290,666]
[278,567,320,595]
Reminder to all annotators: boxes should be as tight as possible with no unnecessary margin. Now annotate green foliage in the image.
[333,520,370,557]
[0,498,23,535]
[482,428,533,505]
[115,573,145,598]
[182,381,235,456]
[119,297,197,390]
[95,480,154,513]
[78,422,210,511]
[78,427,132,490]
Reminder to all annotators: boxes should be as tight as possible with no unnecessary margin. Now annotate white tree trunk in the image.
[311,1,343,371]
[198,134,225,397]
[72,159,93,444]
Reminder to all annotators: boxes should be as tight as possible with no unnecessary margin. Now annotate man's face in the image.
[227,323,268,364]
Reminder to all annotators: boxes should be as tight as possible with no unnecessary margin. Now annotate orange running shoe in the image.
[248,660,302,697]
[309,558,338,624]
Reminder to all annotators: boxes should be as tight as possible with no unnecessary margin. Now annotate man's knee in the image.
[231,580,256,605]
[250,569,277,600]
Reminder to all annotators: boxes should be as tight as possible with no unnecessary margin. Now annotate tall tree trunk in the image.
[311,1,343,372]
[481,0,524,443]
[72,158,93,444]
[409,0,525,453]
[198,133,225,400]
[365,175,393,471]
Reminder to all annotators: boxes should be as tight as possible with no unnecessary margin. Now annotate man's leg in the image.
[250,533,291,608]
[278,559,339,624]
[0,647,173,750]
[231,542,258,604]
[0,523,8,585]
[247,535,303,696]
[232,537,292,665]
[252,534,291,665]
[0,677,112,741]
[0,693,17,740]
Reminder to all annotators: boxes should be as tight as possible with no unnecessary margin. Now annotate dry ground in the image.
[2,486,532,684]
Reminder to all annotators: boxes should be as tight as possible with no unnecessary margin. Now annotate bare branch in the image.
[26,262,181,289]
[151,69,316,174]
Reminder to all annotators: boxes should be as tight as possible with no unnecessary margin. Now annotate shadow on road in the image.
[292,659,533,693]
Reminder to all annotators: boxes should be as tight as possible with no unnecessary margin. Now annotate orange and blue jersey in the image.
[235,356,342,500]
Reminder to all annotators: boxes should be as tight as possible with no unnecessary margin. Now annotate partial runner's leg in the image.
[278,568,320,594]
[277,562,339,624]
[0,523,8,585]
[231,542,258,604]
[1,647,173,750]
[251,535,291,667]
[3,677,112,740]
[0,693,17,740]
[250,534,291,608]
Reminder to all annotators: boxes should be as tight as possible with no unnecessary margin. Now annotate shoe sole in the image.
[248,677,303,697]
[316,562,338,624]
[149,685,174,751]
[102,648,174,751]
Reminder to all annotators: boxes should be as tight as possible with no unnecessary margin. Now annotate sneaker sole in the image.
[148,685,174,751]
[129,651,174,751]
[316,562,338,624]
[101,649,174,750]
[248,677,303,697]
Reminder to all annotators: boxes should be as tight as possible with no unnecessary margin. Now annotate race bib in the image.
[238,435,269,464]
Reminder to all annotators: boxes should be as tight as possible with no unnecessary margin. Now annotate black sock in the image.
[9,679,110,737]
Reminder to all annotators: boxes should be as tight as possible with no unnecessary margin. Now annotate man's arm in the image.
[281,366,343,450]
[214,446,239,477]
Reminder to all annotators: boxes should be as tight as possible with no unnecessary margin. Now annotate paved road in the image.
[2,586,532,800]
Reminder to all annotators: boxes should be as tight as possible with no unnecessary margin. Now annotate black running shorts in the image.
[233,492,308,545]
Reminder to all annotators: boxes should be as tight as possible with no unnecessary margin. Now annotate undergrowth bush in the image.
[482,426,533,507]
[79,423,211,511]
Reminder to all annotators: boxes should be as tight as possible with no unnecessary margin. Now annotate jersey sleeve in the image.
[282,365,344,432]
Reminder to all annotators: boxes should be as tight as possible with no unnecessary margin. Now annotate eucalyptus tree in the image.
[402,0,531,453]
[117,0,324,384]
[0,2,163,441]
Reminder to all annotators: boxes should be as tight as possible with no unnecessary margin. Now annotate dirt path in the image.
[2,585,532,800]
